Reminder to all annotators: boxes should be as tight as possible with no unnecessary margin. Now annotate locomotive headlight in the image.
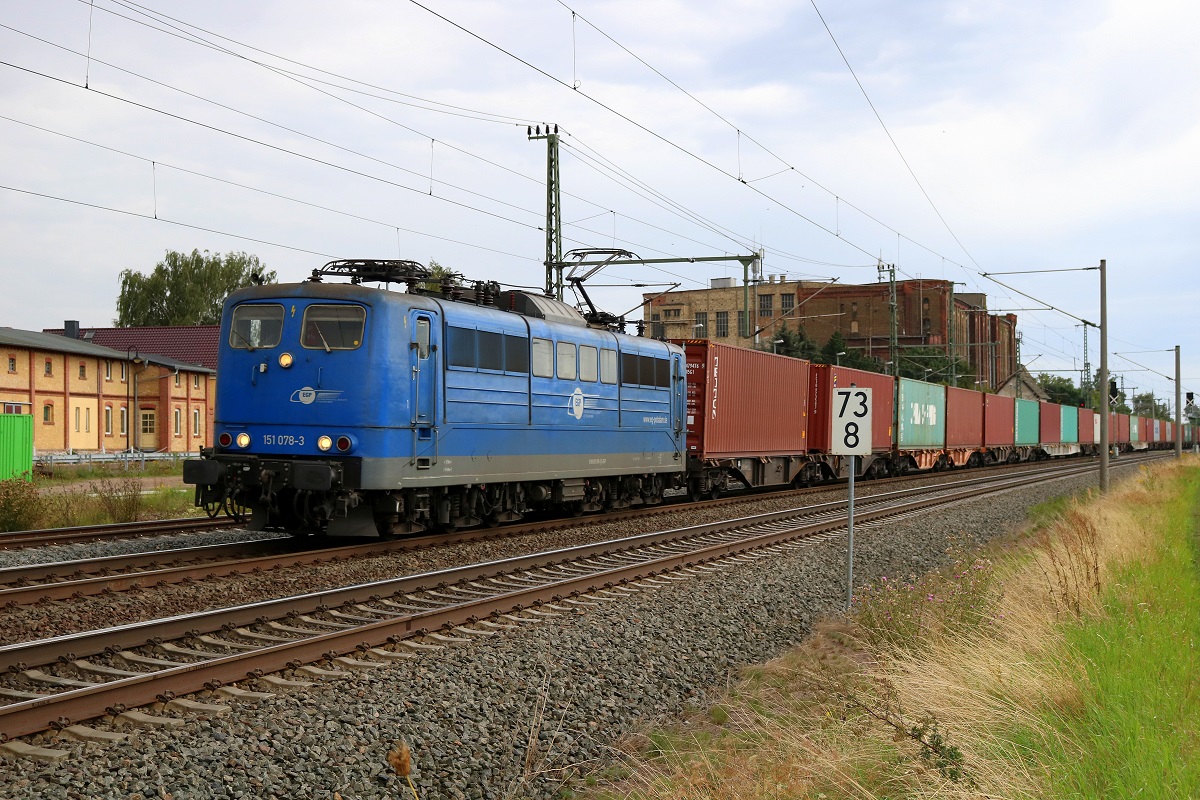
[236,432,251,448]
[278,352,294,368]
[317,435,333,452]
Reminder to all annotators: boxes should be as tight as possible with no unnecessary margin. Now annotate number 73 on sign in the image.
[831,387,872,456]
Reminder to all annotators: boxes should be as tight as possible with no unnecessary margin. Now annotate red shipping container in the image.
[1039,402,1062,444]
[984,393,1015,447]
[681,340,809,459]
[1078,408,1096,444]
[808,365,894,453]
[945,386,985,448]
[1115,413,1130,444]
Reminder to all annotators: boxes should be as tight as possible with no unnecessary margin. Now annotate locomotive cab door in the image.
[411,314,435,428]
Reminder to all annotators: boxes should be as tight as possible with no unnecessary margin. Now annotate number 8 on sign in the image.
[831,387,872,456]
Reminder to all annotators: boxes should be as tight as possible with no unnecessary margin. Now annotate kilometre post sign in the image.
[830,387,872,456]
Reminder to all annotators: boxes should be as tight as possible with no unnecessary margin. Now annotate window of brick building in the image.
[174,408,182,436]
[193,375,200,389]
[737,310,746,337]
[105,406,113,435]
[104,360,112,380]
[716,311,729,338]
[79,363,86,379]
[758,294,773,317]
[6,356,14,373]
[694,312,708,336]
[781,294,794,315]
[193,409,201,437]
[44,360,52,376]
[43,403,52,423]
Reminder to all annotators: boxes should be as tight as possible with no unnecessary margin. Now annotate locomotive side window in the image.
[301,305,365,351]
[600,349,617,384]
[478,331,503,371]
[449,327,529,374]
[448,326,476,367]
[579,345,598,382]
[415,318,430,358]
[653,356,670,388]
[620,352,639,386]
[532,338,553,378]
[505,335,529,374]
[229,304,284,350]
[556,341,577,380]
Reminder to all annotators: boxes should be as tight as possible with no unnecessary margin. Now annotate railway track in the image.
[0,456,1143,743]
[0,517,232,550]
[0,455,1157,609]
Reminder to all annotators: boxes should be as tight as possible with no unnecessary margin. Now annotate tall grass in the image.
[0,477,195,530]
[585,460,1200,799]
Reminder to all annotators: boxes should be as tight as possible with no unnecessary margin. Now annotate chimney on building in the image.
[64,320,80,339]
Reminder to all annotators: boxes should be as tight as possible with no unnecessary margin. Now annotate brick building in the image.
[0,327,214,455]
[644,277,1018,388]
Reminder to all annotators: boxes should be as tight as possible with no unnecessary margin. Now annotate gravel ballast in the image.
[0,463,1144,799]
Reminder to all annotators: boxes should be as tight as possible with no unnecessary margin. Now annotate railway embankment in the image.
[590,457,1200,799]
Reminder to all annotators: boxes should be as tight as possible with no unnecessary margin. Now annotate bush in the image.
[95,477,144,523]
[0,477,43,531]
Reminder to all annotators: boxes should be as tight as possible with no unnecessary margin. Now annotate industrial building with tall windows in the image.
[644,276,1018,390]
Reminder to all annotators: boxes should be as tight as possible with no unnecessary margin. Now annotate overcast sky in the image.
[2,0,1197,403]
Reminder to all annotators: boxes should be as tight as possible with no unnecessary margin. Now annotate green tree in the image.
[895,346,972,386]
[115,249,274,326]
[1036,373,1085,406]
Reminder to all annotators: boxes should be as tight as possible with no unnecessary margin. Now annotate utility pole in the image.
[528,125,563,299]
[880,261,897,376]
[1081,324,1091,404]
[1176,344,1183,457]
[947,283,957,387]
[1099,259,1109,493]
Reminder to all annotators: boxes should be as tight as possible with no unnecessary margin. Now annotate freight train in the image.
[184,260,1188,536]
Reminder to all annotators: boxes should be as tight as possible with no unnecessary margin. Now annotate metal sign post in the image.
[831,386,872,611]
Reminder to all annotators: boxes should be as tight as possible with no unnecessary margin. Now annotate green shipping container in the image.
[1130,415,1140,442]
[897,378,946,448]
[1014,398,1039,445]
[0,414,34,481]
[1060,405,1079,444]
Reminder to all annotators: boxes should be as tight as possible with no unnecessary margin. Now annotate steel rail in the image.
[0,456,1119,607]
[0,517,231,550]
[0,459,1125,740]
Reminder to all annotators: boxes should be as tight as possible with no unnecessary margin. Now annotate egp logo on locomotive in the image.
[289,387,345,405]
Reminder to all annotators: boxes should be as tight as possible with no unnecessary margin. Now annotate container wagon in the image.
[945,386,987,467]
[896,378,948,471]
[984,393,1017,463]
[1014,398,1041,460]
[679,339,811,496]
[809,364,895,479]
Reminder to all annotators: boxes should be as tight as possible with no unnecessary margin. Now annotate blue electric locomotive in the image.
[184,260,687,536]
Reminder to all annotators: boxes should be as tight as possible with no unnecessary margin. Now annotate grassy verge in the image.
[31,458,184,486]
[0,477,198,530]
[581,459,1200,799]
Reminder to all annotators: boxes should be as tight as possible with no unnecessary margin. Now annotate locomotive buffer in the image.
[831,386,872,611]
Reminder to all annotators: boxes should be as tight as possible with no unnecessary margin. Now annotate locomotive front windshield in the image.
[229,304,284,350]
[302,304,366,351]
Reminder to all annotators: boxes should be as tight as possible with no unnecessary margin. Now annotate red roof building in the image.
[43,323,220,371]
